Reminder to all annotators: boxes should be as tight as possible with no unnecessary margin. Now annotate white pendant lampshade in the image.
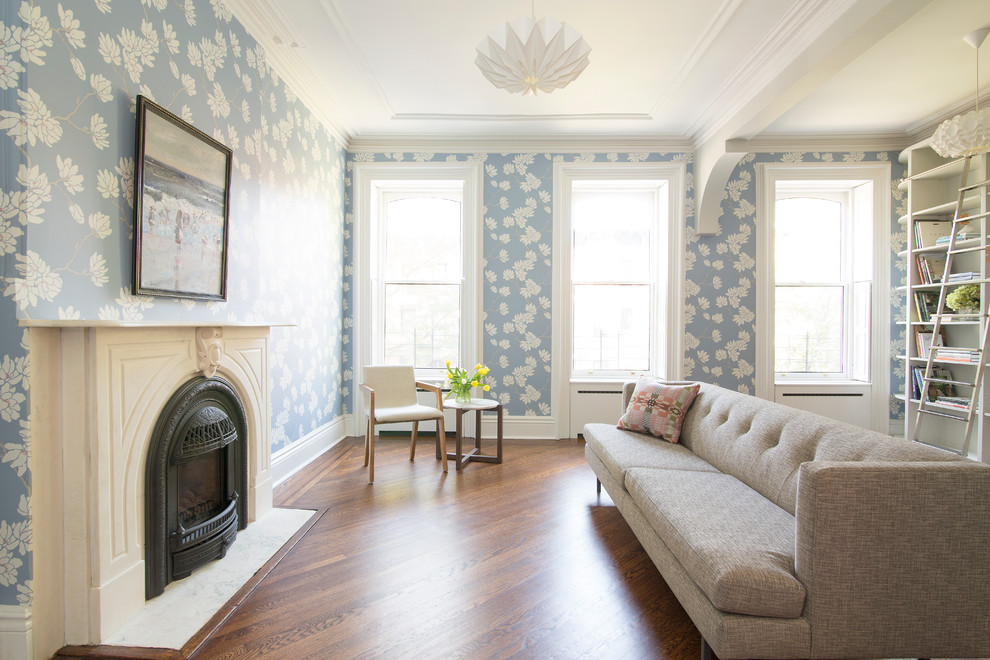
[931,28,990,158]
[475,15,591,95]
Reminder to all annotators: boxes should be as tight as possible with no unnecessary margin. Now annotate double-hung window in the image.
[354,163,481,385]
[773,182,873,381]
[569,180,668,378]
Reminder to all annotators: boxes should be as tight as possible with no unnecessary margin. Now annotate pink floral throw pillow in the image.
[617,380,701,443]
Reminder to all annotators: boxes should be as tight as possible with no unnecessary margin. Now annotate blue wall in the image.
[344,150,905,414]
[0,0,908,613]
[0,0,345,606]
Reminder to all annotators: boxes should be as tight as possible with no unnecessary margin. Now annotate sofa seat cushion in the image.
[584,423,720,488]
[626,467,806,619]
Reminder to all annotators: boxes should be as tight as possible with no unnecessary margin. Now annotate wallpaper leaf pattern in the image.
[0,0,909,615]
[0,0,345,607]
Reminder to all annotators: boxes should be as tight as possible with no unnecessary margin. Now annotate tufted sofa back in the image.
[626,381,966,516]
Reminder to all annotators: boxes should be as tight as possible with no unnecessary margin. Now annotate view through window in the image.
[774,182,872,380]
[571,181,666,377]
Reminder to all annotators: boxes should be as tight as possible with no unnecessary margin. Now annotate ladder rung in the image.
[955,210,990,222]
[918,407,969,421]
[959,177,990,192]
[921,377,976,387]
[947,245,988,255]
[914,439,965,456]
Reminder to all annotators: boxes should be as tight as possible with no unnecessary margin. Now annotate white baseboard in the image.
[271,416,347,487]
[0,605,32,660]
[272,413,563,489]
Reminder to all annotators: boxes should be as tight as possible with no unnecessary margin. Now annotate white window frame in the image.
[552,161,686,438]
[569,180,665,379]
[353,162,483,412]
[755,162,891,428]
[773,186,857,379]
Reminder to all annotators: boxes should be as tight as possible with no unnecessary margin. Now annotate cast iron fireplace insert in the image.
[145,376,247,599]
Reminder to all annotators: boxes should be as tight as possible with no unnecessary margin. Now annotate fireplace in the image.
[145,376,248,599]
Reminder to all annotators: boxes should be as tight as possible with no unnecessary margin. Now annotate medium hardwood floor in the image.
[63,436,703,659]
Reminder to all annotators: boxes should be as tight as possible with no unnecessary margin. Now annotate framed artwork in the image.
[133,95,232,301]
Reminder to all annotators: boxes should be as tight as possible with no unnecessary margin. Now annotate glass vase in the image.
[455,388,472,404]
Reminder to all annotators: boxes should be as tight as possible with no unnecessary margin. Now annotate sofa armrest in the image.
[795,460,990,658]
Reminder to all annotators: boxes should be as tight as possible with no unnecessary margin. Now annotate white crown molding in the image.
[904,87,990,145]
[347,134,694,154]
[226,0,354,145]
[319,0,396,120]
[728,132,912,153]
[649,0,745,119]
[390,112,654,123]
[688,0,860,145]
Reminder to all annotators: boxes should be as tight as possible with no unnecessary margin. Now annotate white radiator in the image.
[570,382,624,437]
[774,385,871,429]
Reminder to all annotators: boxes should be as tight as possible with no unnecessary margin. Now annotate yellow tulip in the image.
[445,359,450,366]
[483,384,490,391]
[472,380,479,387]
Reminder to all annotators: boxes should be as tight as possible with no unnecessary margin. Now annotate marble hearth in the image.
[30,324,275,650]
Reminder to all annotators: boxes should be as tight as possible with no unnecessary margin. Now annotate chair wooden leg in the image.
[438,417,447,473]
[364,419,370,466]
[368,419,375,483]
[409,421,419,460]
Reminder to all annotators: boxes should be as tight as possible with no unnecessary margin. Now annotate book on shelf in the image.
[933,347,981,363]
[912,366,956,401]
[914,219,953,249]
[915,328,945,358]
[933,218,978,245]
[946,271,978,282]
[933,396,970,411]
[913,291,939,322]
[916,255,946,284]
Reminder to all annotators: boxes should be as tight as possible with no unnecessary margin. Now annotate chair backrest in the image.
[362,365,419,411]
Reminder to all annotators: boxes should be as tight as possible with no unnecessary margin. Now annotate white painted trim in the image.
[0,605,32,660]
[351,160,484,430]
[552,161,687,439]
[755,161,892,430]
[271,416,348,487]
[347,136,694,154]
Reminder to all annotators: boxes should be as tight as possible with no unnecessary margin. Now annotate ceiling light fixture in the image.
[475,1,590,96]
[931,28,990,158]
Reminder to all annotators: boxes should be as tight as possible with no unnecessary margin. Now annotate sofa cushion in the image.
[617,379,701,443]
[626,467,806,619]
[583,423,720,489]
[678,383,964,515]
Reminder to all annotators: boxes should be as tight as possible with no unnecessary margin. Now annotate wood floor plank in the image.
[189,436,701,660]
[59,437,704,659]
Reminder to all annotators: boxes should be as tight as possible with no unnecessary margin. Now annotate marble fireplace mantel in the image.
[29,322,282,650]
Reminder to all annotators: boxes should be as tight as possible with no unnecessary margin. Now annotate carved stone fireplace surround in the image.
[30,323,275,652]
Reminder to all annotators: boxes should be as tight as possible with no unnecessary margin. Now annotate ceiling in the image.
[227,0,990,151]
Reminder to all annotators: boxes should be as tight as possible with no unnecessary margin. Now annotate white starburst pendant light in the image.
[475,13,591,95]
[931,28,990,158]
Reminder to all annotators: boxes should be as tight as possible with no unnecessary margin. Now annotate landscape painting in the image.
[133,95,232,301]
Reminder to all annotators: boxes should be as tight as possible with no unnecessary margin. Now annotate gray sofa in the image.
[583,381,990,659]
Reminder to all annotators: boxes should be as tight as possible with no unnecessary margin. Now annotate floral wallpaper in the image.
[344,151,696,416]
[0,0,911,621]
[344,149,906,418]
[0,0,345,608]
[690,150,907,412]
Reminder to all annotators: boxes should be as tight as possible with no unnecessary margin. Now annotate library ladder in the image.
[913,155,990,456]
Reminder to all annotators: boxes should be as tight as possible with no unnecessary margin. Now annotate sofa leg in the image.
[596,477,601,494]
[701,638,713,660]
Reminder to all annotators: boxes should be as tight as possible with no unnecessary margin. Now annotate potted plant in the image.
[946,283,980,315]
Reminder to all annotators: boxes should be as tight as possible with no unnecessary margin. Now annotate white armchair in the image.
[360,365,447,483]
